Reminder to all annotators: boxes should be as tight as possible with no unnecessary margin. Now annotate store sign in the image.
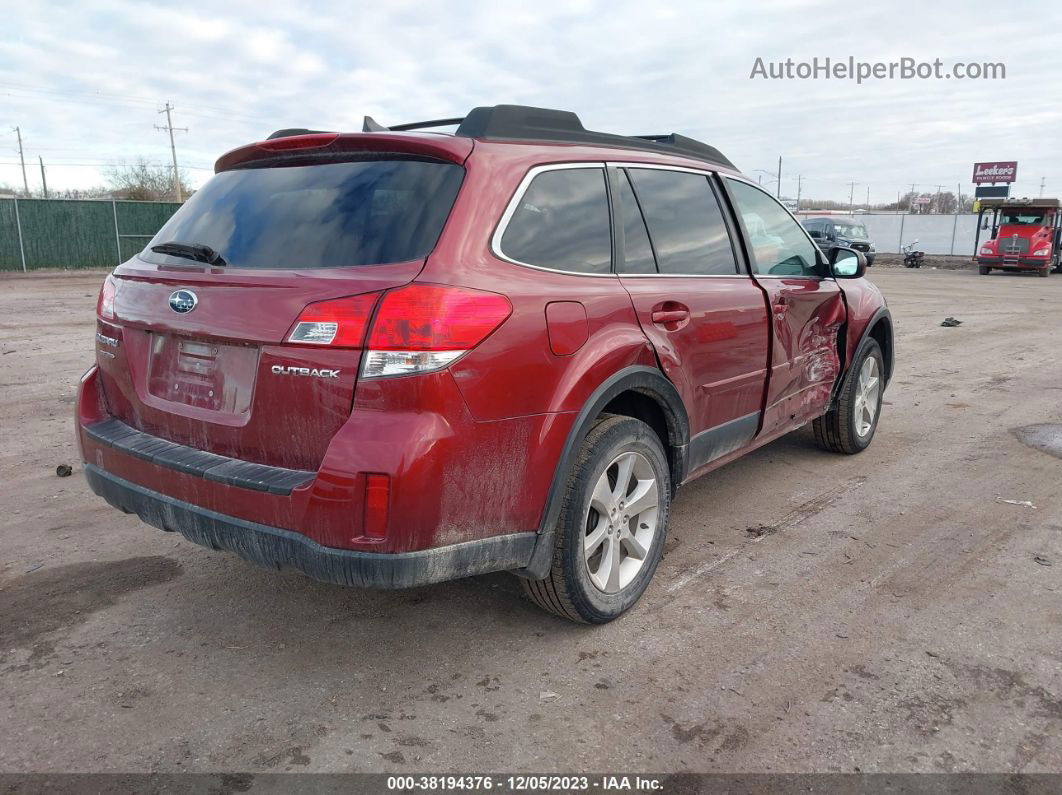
[975,185,1010,198]
[972,161,1017,184]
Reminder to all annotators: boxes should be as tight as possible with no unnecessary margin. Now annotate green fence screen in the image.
[0,198,181,271]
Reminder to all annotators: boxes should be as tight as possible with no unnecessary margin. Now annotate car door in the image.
[611,166,770,475]
[722,178,846,437]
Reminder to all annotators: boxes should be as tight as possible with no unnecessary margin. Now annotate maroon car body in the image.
[77,105,892,616]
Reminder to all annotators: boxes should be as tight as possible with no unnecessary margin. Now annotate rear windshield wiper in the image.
[151,241,227,266]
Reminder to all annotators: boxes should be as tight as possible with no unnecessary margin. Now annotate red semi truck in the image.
[975,198,1062,277]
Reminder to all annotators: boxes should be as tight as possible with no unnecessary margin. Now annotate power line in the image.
[0,81,278,124]
[0,160,212,170]
[154,102,187,202]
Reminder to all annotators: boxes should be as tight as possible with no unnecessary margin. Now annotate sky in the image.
[2,0,1060,205]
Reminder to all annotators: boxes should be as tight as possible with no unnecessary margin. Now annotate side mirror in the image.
[829,246,866,279]
[981,216,990,230]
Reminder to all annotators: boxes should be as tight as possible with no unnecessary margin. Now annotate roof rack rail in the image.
[272,106,734,169]
[361,116,464,132]
[454,105,735,169]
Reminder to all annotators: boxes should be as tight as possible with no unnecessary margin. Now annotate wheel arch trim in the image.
[835,306,893,405]
[514,365,688,580]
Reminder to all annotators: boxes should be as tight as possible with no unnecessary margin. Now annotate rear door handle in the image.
[651,309,690,324]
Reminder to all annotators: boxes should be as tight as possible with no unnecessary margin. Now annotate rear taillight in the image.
[361,284,512,378]
[286,293,381,347]
[97,275,117,320]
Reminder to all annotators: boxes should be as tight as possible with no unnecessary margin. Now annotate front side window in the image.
[499,167,612,274]
[726,179,820,277]
[628,169,737,275]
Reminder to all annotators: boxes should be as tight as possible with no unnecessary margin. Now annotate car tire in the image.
[979,266,991,275]
[1038,267,1050,278]
[521,415,671,624]
[865,256,875,267]
[813,339,884,455]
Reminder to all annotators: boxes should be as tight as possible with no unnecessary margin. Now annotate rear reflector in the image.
[362,473,390,539]
[361,284,511,378]
[257,133,340,152]
[286,293,380,347]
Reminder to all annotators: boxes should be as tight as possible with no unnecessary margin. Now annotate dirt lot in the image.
[1,267,1060,774]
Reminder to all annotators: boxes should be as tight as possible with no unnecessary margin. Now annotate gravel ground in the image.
[1,267,1060,774]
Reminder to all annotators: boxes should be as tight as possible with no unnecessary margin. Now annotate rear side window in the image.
[628,169,737,275]
[499,168,612,274]
[614,170,657,274]
[142,159,464,269]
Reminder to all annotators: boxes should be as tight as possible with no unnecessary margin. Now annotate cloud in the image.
[1,0,1059,201]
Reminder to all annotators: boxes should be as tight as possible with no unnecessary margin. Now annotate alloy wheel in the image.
[853,356,881,438]
[583,451,659,593]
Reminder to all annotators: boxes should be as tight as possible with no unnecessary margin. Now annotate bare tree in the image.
[104,158,192,201]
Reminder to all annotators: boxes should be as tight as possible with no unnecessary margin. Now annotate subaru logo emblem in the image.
[169,289,197,314]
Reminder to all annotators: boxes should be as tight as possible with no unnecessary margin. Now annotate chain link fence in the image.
[0,197,180,271]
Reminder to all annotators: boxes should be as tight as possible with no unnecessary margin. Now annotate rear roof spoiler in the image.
[268,105,735,170]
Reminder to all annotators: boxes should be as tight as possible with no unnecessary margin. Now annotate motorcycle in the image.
[902,240,925,268]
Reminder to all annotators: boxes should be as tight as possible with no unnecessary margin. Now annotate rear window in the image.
[142,158,464,269]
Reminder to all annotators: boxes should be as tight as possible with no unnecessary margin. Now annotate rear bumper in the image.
[85,464,537,588]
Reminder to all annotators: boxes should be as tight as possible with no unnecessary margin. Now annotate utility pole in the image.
[848,182,857,213]
[934,184,945,214]
[155,102,188,202]
[1040,176,1046,197]
[11,126,28,195]
[865,185,870,209]
[776,156,782,198]
[796,174,803,210]
[38,156,48,199]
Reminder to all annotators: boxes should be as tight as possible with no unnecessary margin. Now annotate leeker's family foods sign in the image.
[972,161,1018,184]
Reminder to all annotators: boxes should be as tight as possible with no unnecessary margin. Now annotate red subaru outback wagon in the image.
[78,105,892,623]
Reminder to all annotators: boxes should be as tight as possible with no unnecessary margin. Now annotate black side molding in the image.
[686,412,759,475]
[84,419,315,496]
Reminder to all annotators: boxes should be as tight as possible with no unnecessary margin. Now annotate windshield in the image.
[833,223,868,238]
[1000,211,1046,225]
[142,158,464,269]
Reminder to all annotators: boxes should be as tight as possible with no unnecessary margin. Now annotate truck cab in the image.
[975,198,1062,277]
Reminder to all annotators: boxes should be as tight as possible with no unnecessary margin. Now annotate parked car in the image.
[801,217,876,266]
[78,105,893,623]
